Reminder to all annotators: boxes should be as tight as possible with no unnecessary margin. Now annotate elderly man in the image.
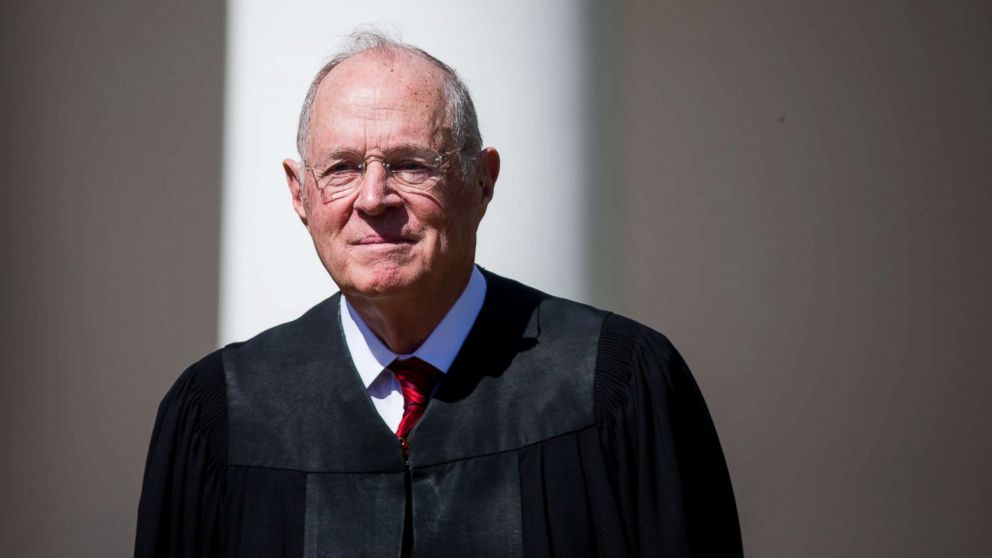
[135,33,742,557]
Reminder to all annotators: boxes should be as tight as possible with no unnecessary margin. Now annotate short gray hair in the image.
[295,30,483,178]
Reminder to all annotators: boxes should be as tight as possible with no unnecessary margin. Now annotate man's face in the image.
[284,51,496,302]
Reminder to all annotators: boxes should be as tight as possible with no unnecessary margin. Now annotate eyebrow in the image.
[311,143,437,166]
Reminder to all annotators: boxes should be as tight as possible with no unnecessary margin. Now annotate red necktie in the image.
[389,357,442,458]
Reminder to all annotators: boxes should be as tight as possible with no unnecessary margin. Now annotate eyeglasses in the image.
[304,146,462,203]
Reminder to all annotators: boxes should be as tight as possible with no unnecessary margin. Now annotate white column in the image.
[220,0,592,343]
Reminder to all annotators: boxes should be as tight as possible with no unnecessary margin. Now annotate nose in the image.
[352,159,402,215]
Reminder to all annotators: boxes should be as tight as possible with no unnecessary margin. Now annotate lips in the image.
[354,235,414,245]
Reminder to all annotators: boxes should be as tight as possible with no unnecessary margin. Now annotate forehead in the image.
[308,50,449,155]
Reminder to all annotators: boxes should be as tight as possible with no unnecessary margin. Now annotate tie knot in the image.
[389,357,441,394]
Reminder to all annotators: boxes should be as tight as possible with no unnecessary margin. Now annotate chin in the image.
[337,266,425,299]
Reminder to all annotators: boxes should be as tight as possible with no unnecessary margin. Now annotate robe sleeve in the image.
[134,350,228,558]
[595,314,744,556]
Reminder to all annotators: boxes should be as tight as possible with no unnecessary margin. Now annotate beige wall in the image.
[0,2,225,556]
[607,2,992,557]
[2,1,990,556]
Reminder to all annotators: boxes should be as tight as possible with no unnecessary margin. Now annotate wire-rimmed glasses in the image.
[304,146,462,203]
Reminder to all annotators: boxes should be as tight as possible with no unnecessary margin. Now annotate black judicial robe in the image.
[135,272,743,557]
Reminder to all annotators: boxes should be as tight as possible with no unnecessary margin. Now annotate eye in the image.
[325,160,361,175]
[321,159,363,186]
[389,158,435,185]
[390,159,432,173]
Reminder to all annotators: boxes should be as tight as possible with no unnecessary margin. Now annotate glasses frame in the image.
[303,146,464,202]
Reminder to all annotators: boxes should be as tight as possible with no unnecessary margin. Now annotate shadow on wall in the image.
[0,1,226,557]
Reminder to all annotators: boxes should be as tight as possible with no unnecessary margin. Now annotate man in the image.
[135,32,742,557]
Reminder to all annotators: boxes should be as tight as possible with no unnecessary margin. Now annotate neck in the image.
[346,266,474,355]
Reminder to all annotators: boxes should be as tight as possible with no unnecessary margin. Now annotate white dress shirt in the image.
[339,266,487,433]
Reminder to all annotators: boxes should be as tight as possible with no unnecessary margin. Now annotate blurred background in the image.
[2,1,989,556]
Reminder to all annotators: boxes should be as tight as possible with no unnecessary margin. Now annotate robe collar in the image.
[340,265,487,388]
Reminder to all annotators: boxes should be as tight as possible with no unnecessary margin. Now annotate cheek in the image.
[307,206,351,248]
[430,199,482,250]
[310,197,350,227]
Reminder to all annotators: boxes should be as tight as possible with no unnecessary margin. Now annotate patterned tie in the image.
[389,357,442,458]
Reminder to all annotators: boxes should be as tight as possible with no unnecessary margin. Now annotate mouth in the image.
[353,235,415,246]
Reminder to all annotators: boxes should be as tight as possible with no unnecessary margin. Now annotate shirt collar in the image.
[340,266,487,389]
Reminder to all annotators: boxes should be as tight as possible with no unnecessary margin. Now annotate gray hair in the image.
[296,30,483,179]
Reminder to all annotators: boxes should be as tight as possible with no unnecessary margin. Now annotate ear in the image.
[477,147,500,206]
[283,159,309,228]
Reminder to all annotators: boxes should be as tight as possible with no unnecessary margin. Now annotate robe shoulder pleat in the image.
[135,349,228,558]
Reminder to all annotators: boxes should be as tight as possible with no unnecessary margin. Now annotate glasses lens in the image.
[386,148,444,189]
[311,153,362,203]
[322,154,364,187]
